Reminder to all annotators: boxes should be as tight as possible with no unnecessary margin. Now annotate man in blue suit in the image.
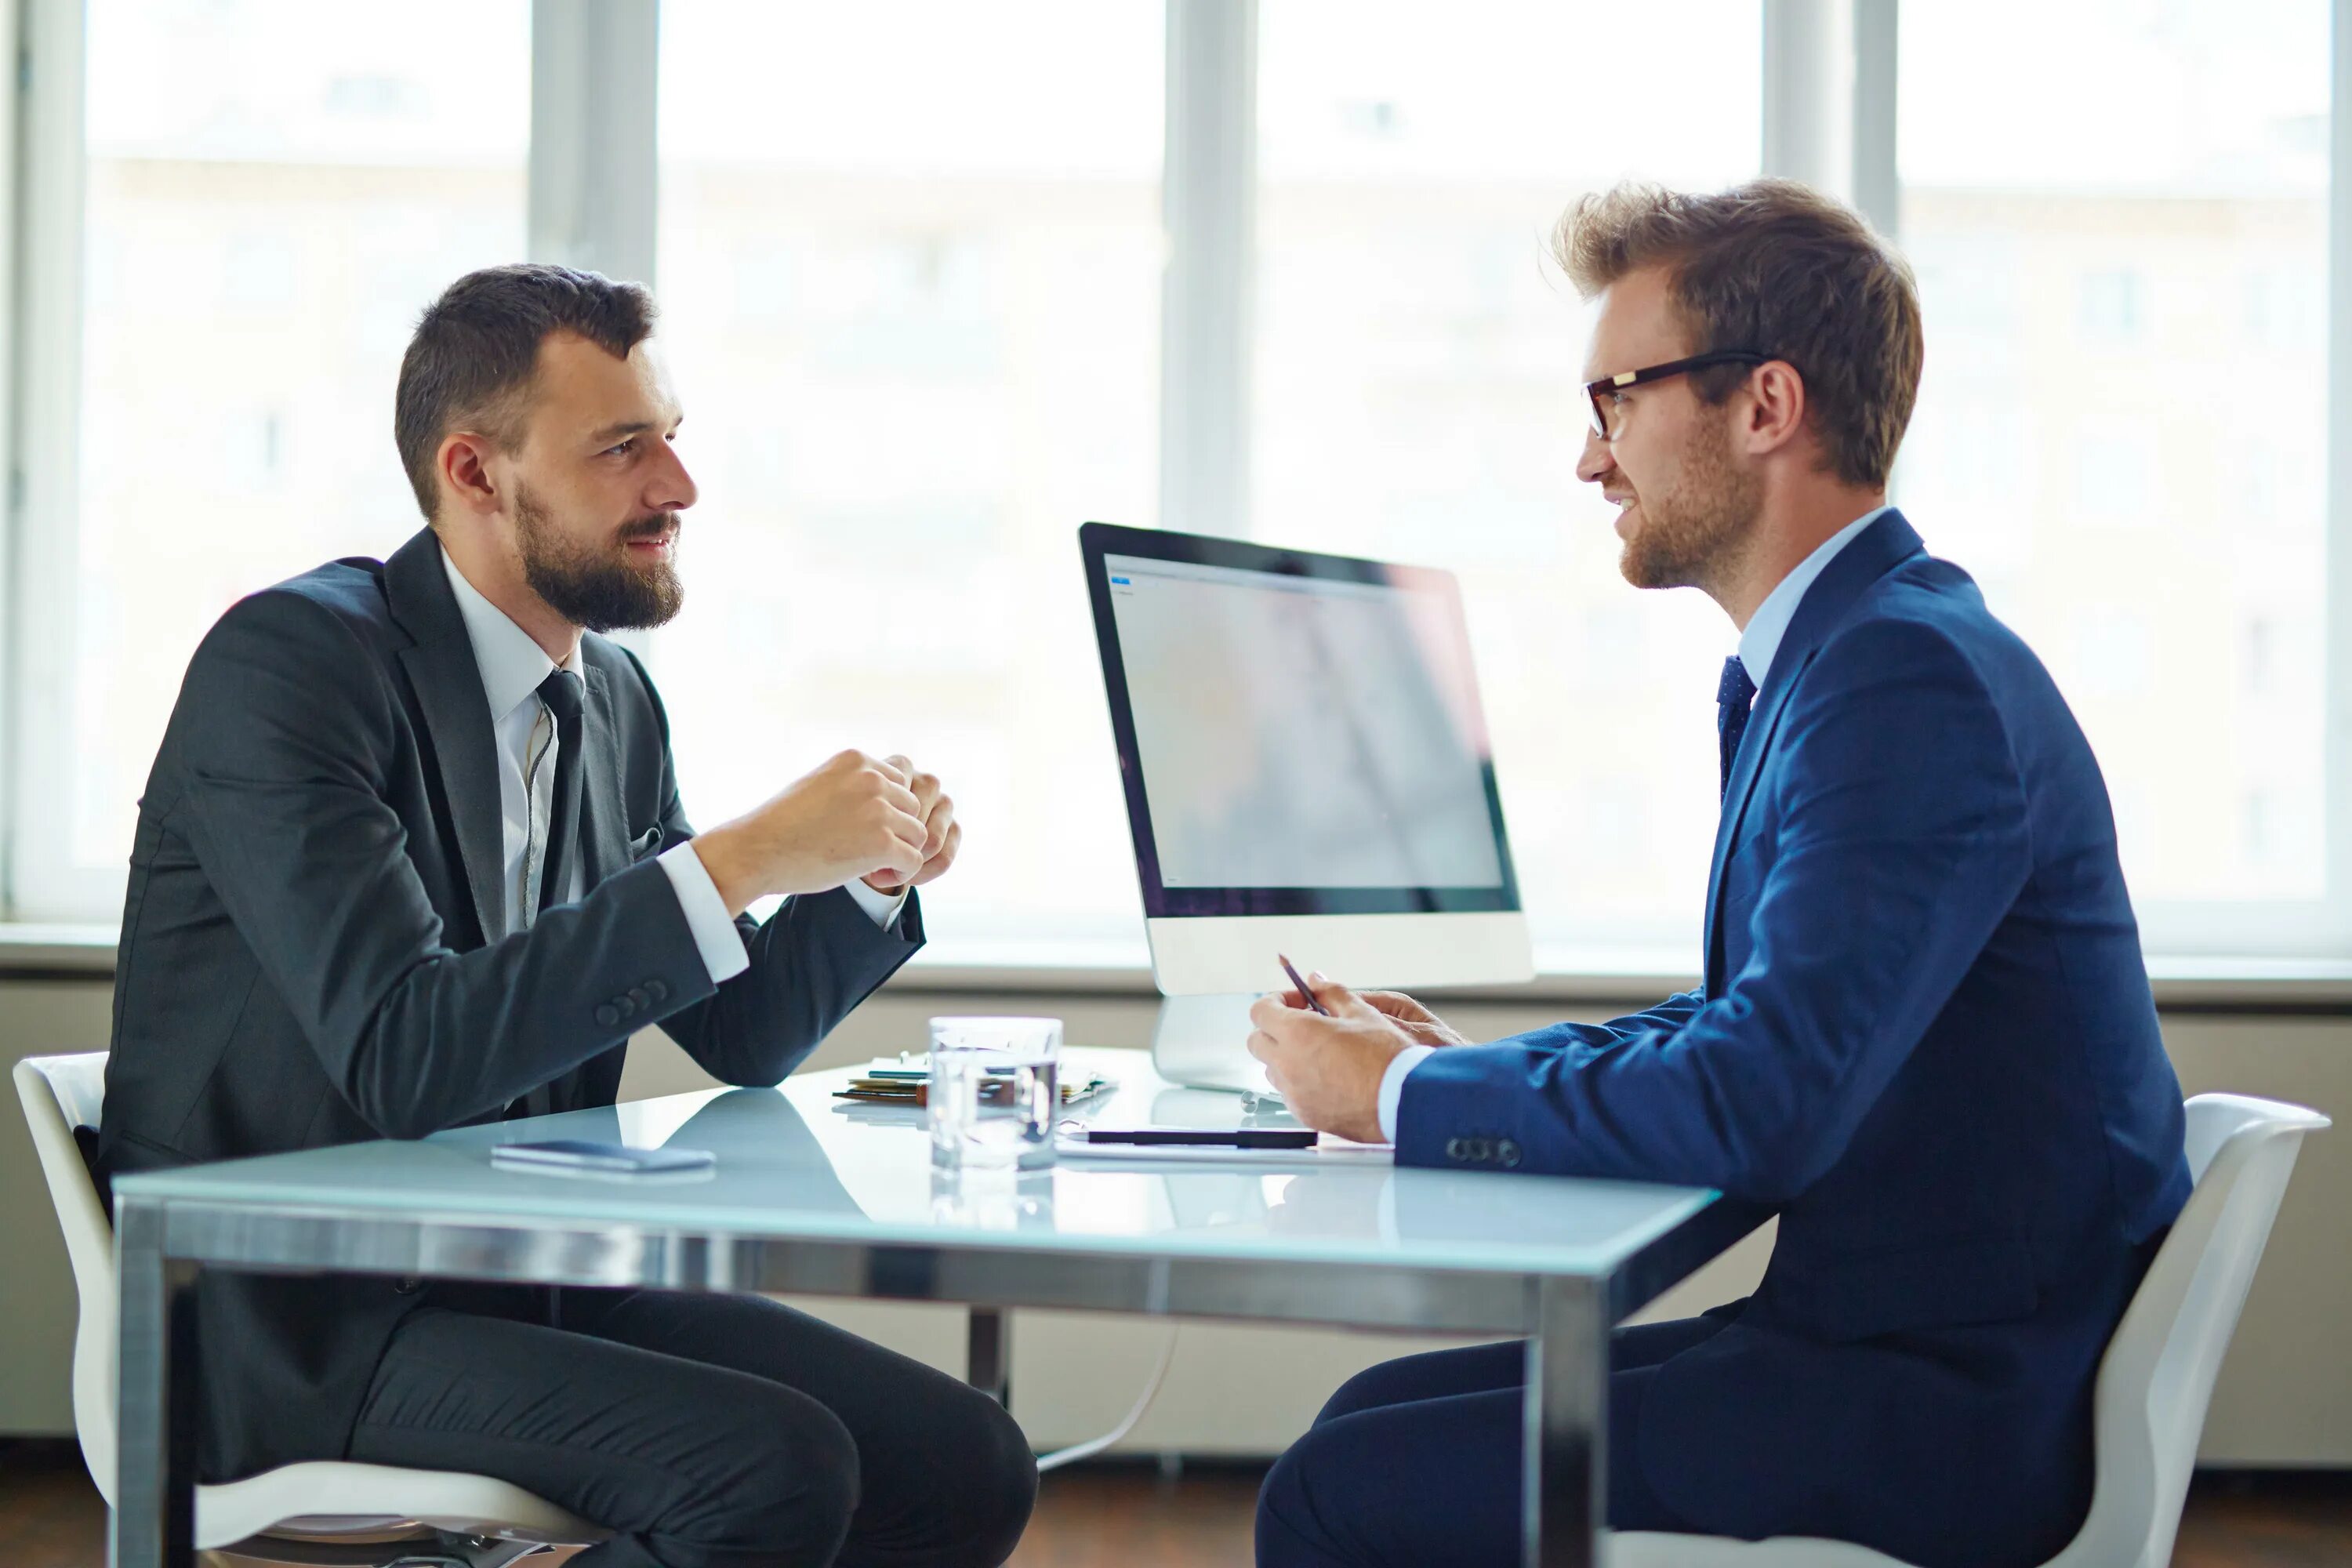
[1247,180,2191,1568]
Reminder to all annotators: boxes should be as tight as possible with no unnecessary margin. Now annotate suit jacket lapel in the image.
[579,662,630,887]
[1700,510,1929,994]
[384,528,506,946]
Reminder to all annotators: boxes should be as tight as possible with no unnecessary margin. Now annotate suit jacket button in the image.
[626,987,650,1012]
[594,1004,620,1028]
[644,980,669,1004]
[1497,1139,1523,1168]
[394,1276,421,1295]
[1445,1138,1466,1160]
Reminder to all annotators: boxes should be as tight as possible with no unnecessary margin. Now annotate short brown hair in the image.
[1554,179,1922,489]
[394,263,656,521]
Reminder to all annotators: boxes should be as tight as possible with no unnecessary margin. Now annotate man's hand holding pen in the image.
[1246,971,1472,1143]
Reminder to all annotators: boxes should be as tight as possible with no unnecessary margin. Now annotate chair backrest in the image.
[2051,1092,2329,1568]
[12,1053,121,1504]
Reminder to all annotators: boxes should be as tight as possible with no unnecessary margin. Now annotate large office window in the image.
[650,1,1165,944]
[1894,0,2333,949]
[13,0,529,918]
[1254,1,1762,949]
[5,1,2347,967]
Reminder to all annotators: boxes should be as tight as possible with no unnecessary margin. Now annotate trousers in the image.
[1254,1316,1719,1566]
[346,1284,1037,1568]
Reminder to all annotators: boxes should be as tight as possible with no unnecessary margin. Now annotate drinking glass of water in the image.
[927,1016,1062,1172]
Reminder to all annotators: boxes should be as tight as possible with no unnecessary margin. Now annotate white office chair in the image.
[1606,1091,2331,1568]
[13,1052,604,1567]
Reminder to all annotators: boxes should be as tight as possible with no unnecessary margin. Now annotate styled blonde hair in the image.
[1555,179,1923,489]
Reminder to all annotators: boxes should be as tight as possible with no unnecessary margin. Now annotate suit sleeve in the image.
[172,590,722,1138]
[619,648,923,1087]
[1489,989,1706,1059]
[1396,618,2032,1201]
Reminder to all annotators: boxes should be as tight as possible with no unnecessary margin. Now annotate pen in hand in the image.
[1279,953,1331,1016]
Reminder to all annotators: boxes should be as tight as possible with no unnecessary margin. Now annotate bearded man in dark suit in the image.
[95,263,1036,1568]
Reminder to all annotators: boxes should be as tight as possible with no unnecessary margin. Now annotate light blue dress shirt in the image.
[1371,506,1893,1142]
[1733,506,1889,691]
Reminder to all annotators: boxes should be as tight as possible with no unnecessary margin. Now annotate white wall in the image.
[5,975,2346,1461]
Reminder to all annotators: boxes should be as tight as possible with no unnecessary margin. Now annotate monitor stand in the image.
[1149,993,1277,1098]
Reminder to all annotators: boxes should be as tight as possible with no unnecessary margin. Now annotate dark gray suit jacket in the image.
[94,525,922,1480]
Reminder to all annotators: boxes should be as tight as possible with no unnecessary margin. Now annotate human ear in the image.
[437,432,500,517]
[1742,361,1808,456]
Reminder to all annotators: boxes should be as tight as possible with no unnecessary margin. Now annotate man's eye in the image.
[605,438,637,457]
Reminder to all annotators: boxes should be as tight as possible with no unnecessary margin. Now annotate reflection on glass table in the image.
[375,1047,1724,1276]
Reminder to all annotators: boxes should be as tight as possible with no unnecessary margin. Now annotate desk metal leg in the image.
[1523,1278,1606,1568]
[967,1306,1010,1408]
[114,1198,198,1568]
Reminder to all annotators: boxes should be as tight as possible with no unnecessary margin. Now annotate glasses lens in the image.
[1587,388,1611,439]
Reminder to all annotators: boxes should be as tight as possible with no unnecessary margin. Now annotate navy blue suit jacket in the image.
[1397,512,2190,1563]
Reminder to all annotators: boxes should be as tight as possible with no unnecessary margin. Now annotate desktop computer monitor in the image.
[1080,521,1534,1006]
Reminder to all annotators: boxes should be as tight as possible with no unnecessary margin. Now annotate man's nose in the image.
[1574,425,1614,485]
[648,440,698,512]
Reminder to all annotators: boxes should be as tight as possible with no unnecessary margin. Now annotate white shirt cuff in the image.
[1377,1044,1437,1144]
[841,877,909,931]
[659,841,751,984]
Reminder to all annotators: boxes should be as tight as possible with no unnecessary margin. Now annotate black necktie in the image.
[518,669,585,1124]
[1716,655,1757,799]
[535,668,586,918]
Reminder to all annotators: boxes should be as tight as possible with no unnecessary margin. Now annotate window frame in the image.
[6,0,92,922]
[4,0,2349,964]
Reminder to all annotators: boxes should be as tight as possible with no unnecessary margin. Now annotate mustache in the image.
[616,513,680,543]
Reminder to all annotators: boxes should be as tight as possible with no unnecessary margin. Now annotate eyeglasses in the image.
[1584,350,1769,440]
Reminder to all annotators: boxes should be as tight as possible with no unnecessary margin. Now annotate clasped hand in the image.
[1246,975,1469,1145]
[691,750,960,917]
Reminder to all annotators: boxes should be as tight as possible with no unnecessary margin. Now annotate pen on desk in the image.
[1279,953,1331,1016]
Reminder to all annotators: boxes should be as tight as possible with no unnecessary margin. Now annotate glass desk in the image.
[111,1046,1762,1567]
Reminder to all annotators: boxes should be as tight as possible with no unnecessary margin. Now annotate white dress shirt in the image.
[1370,506,1893,1143]
[438,548,904,989]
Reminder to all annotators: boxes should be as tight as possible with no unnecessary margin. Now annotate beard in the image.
[513,485,684,633]
[1618,412,1762,593]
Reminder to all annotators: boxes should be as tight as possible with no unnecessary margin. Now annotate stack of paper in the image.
[833,1059,1115,1108]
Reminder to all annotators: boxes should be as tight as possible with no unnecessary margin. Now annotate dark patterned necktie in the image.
[519,668,585,1123]
[1716,655,1757,800]
[535,668,586,918]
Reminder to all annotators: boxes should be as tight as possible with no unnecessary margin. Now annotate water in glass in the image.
[928,1016,1061,1171]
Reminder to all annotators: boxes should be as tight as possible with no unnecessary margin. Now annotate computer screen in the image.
[1105,553,1504,890]
[1083,523,1520,920]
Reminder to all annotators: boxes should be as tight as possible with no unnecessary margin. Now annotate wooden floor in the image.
[7,1439,2351,1566]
